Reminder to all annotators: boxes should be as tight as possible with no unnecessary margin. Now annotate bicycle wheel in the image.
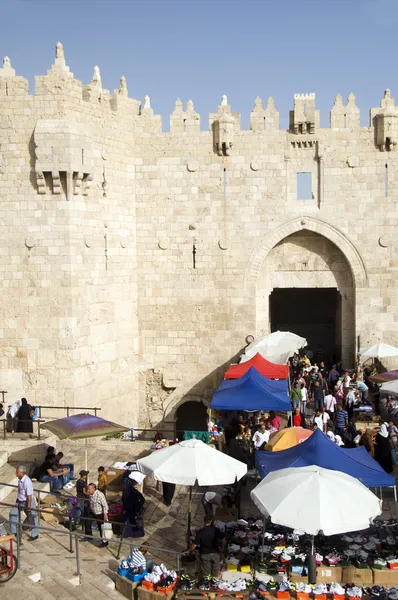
[0,548,18,583]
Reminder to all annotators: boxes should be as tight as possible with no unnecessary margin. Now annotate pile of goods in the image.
[117,557,178,592]
[150,440,178,451]
[211,517,398,577]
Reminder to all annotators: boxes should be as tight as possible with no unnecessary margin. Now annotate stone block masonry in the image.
[0,42,397,429]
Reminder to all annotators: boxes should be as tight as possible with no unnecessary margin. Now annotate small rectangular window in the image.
[297,172,312,200]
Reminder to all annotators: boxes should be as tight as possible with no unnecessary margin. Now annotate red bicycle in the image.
[0,535,17,583]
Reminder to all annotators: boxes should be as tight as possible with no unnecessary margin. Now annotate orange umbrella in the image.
[265,427,313,452]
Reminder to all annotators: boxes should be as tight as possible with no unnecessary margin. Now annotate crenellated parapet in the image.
[330,92,360,129]
[0,56,28,97]
[289,93,320,134]
[170,98,200,133]
[370,89,398,151]
[250,96,279,132]
[209,95,240,156]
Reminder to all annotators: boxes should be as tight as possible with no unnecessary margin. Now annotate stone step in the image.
[0,450,8,468]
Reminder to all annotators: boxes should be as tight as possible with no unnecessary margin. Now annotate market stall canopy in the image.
[211,367,291,412]
[240,331,307,365]
[136,438,247,485]
[41,413,130,471]
[369,370,398,384]
[256,428,395,488]
[361,343,398,359]
[224,353,289,380]
[265,427,313,452]
[40,413,130,440]
[380,379,398,396]
[250,465,382,536]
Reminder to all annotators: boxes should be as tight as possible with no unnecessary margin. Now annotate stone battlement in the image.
[1,42,397,137]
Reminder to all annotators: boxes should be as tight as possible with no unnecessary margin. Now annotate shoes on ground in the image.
[28,535,38,542]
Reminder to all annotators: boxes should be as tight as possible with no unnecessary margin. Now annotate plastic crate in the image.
[118,566,130,577]
[142,580,154,590]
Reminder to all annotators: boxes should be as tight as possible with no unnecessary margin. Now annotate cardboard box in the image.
[137,587,174,600]
[115,573,138,600]
[342,566,373,585]
[291,565,342,585]
[372,568,398,585]
[317,566,342,584]
[106,469,144,494]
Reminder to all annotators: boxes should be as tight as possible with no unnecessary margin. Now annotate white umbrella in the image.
[137,439,247,485]
[361,342,398,359]
[250,465,382,535]
[241,330,307,365]
[380,379,398,396]
[137,439,247,545]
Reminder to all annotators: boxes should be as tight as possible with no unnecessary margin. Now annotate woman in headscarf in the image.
[359,427,375,457]
[16,398,33,434]
[7,399,21,433]
[374,423,393,473]
[122,475,145,537]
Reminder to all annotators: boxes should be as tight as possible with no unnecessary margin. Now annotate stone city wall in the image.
[0,44,398,427]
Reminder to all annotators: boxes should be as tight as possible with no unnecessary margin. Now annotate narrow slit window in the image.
[344,114,347,128]
[297,172,313,200]
[263,117,266,130]
[82,149,84,165]
[385,163,388,196]
[223,168,227,201]
[183,119,187,132]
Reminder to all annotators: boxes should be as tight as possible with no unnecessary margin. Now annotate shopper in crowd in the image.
[359,427,375,457]
[291,406,305,428]
[16,398,33,434]
[7,399,21,433]
[345,388,356,422]
[342,371,351,396]
[201,487,232,519]
[335,404,348,437]
[357,380,369,402]
[9,465,39,542]
[267,411,281,431]
[76,469,90,523]
[85,483,109,547]
[300,383,308,416]
[375,423,393,474]
[289,381,302,410]
[252,422,270,450]
[324,390,337,421]
[312,380,325,412]
[328,365,340,391]
[0,403,4,418]
[162,482,176,507]
[122,475,145,536]
[98,466,108,497]
[388,420,398,464]
[190,515,226,578]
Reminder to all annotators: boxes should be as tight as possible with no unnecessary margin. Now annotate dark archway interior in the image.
[270,288,342,365]
[175,401,208,439]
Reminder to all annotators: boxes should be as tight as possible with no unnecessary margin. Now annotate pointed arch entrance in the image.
[246,218,366,366]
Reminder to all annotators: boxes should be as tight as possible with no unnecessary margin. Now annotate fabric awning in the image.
[255,428,395,488]
[211,367,291,412]
[369,370,398,384]
[224,353,289,380]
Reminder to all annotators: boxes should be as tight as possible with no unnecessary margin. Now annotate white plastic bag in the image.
[101,522,113,540]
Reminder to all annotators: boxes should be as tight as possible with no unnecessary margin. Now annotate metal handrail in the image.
[0,419,45,440]
[0,496,183,583]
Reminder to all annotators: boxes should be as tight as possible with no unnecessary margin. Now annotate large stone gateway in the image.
[0,44,397,428]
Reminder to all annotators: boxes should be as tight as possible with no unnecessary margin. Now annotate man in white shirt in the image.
[324,392,337,421]
[252,423,270,450]
[9,465,39,541]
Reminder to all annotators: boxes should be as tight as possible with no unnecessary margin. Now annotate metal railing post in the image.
[67,407,70,417]
[39,406,42,419]
[37,420,41,440]
[74,533,81,582]
[17,505,22,567]
[37,490,41,519]
[69,517,74,554]
[94,408,98,417]
[2,419,5,440]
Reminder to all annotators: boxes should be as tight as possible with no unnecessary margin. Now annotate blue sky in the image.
[1,0,398,130]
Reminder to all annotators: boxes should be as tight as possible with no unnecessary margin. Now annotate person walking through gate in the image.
[312,380,325,412]
[189,515,225,577]
[289,382,302,411]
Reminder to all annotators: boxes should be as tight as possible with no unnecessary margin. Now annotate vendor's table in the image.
[115,573,138,600]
